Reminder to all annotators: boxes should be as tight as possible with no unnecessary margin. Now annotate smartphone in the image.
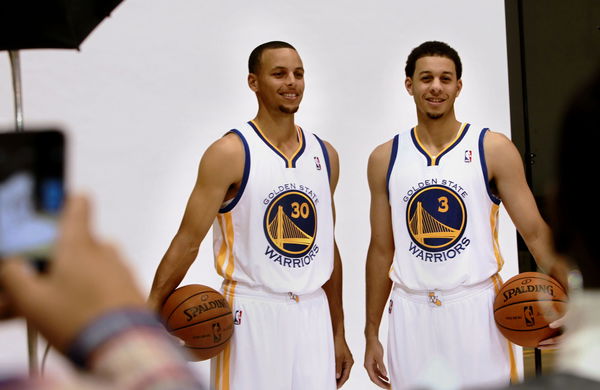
[0,130,65,270]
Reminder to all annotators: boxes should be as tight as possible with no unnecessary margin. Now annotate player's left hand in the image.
[333,333,353,388]
[537,315,566,349]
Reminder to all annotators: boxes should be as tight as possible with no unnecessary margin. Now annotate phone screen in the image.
[0,130,65,267]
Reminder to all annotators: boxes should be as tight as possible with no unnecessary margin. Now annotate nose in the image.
[284,72,296,86]
[430,77,442,94]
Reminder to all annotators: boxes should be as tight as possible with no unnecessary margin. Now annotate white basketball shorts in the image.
[387,277,516,390]
[211,282,336,390]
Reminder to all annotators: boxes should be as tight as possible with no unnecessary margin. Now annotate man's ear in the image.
[405,77,414,96]
[248,73,258,92]
[456,79,463,97]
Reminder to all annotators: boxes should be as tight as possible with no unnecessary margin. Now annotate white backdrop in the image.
[0,0,520,388]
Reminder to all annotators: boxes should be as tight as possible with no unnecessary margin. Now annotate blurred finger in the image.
[0,292,17,320]
[0,259,42,309]
[538,334,564,349]
[549,316,566,329]
[59,195,92,246]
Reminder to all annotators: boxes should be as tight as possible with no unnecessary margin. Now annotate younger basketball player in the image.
[148,41,353,389]
[363,41,566,389]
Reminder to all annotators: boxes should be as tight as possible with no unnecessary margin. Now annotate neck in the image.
[415,110,462,154]
[252,109,298,145]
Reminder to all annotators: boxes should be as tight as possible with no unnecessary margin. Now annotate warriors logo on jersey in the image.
[404,181,471,263]
[406,185,466,252]
[264,189,317,258]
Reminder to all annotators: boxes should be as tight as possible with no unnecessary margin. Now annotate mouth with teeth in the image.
[426,97,446,104]
[281,92,300,100]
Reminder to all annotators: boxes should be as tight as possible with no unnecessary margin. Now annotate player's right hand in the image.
[364,337,391,389]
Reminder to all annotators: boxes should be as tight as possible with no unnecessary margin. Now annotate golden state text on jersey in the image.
[263,186,319,267]
[404,181,471,262]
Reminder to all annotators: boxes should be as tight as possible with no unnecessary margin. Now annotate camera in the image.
[0,130,65,270]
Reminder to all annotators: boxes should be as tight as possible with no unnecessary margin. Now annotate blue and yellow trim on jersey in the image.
[491,273,518,384]
[386,134,400,196]
[219,129,251,214]
[213,213,237,390]
[248,120,306,168]
[411,122,470,166]
[478,128,502,205]
[314,134,332,181]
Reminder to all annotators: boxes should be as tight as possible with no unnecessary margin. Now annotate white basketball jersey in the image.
[212,121,334,295]
[387,123,504,291]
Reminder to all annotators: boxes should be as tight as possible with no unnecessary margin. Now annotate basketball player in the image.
[363,41,567,389]
[148,41,353,389]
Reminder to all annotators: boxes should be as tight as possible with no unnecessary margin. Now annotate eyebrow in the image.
[270,66,304,71]
[418,70,454,76]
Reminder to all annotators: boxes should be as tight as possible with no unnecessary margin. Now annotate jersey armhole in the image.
[386,134,400,198]
[219,129,251,213]
[479,128,502,205]
[314,134,332,181]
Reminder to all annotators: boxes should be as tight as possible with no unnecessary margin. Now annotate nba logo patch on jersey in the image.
[234,310,243,325]
[314,156,322,170]
[464,150,472,163]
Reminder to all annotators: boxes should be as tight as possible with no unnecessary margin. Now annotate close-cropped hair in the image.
[405,41,462,79]
[248,41,297,74]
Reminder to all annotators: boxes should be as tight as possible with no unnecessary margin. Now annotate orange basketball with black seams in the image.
[160,284,234,361]
[493,272,567,347]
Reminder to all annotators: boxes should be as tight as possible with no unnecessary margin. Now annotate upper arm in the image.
[367,141,395,256]
[176,133,245,245]
[321,139,340,194]
[485,131,546,239]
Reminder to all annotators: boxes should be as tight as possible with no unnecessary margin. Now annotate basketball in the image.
[493,272,567,347]
[160,284,234,361]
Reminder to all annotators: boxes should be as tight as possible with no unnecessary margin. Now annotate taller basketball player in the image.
[363,41,567,389]
[148,41,353,389]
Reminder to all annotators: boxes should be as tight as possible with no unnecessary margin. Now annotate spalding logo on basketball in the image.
[493,272,568,347]
[160,284,234,361]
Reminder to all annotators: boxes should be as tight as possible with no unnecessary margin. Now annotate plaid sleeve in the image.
[66,307,205,390]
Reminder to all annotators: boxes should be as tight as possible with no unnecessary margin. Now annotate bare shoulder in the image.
[198,132,245,184]
[483,130,520,159]
[483,130,513,149]
[318,138,339,163]
[367,139,395,190]
[368,139,395,171]
[483,130,523,179]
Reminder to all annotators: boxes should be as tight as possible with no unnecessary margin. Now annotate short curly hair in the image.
[248,41,297,74]
[405,41,462,79]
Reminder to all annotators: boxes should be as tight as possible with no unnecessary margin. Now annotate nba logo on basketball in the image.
[464,150,472,163]
[314,156,321,170]
[524,305,535,327]
[234,310,243,325]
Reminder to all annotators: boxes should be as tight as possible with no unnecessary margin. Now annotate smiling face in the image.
[405,55,462,120]
[248,47,305,115]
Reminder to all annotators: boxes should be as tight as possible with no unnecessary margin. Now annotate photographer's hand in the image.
[0,195,146,352]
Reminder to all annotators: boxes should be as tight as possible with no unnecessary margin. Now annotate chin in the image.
[426,112,444,120]
[279,105,299,114]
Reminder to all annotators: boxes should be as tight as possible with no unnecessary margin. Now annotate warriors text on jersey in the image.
[212,120,334,295]
[387,123,504,291]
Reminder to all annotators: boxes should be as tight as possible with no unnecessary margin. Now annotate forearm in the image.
[148,235,200,311]
[323,245,345,337]
[520,222,570,287]
[365,247,393,340]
